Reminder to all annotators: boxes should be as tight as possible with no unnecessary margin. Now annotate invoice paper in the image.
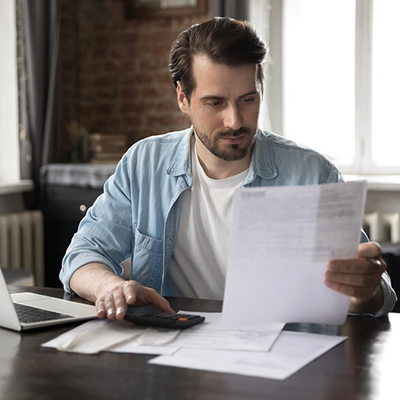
[42,319,147,354]
[222,181,367,326]
[163,311,284,352]
[42,312,283,355]
[149,330,347,380]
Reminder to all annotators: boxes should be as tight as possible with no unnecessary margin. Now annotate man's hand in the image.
[95,278,174,320]
[325,242,387,314]
[70,263,174,320]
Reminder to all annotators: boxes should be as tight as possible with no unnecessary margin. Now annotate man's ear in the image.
[176,81,189,114]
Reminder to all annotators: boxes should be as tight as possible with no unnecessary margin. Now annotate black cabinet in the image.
[40,164,116,287]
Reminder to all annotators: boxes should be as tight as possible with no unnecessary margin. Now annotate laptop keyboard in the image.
[14,303,74,324]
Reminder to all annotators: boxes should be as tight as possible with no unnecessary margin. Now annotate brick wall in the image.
[60,0,209,157]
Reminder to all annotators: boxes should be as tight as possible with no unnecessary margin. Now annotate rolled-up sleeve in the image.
[60,153,134,293]
[372,271,397,317]
[347,271,397,318]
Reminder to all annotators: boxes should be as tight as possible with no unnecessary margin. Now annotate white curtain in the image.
[249,0,272,132]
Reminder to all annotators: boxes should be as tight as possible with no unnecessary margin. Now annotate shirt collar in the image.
[243,129,278,184]
[166,127,193,177]
[167,127,278,182]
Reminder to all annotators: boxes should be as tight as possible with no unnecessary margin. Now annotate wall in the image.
[365,191,400,214]
[60,0,209,154]
[58,1,400,215]
[0,194,26,215]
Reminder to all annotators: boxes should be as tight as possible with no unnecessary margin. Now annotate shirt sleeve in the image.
[59,153,134,294]
[347,271,397,318]
[375,271,398,317]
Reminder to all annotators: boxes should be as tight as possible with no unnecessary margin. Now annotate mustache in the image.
[217,128,251,138]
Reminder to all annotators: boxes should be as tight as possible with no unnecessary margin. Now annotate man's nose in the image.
[223,104,243,131]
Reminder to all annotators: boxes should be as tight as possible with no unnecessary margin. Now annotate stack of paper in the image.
[43,181,367,379]
[149,330,346,380]
[42,312,346,380]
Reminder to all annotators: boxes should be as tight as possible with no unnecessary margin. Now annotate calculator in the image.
[125,312,205,329]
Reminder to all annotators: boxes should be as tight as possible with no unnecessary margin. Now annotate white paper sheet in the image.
[110,312,283,354]
[42,312,283,355]
[135,327,181,345]
[159,312,282,351]
[149,331,347,380]
[222,181,367,326]
[111,341,179,355]
[42,319,147,354]
[42,319,181,354]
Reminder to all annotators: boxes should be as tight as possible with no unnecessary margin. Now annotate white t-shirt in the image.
[166,138,248,300]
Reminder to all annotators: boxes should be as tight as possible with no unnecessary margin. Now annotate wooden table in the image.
[1,286,399,400]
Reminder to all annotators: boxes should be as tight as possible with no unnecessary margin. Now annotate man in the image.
[61,17,396,320]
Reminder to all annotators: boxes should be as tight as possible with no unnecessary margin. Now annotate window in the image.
[283,0,355,169]
[371,0,400,169]
[0,0,20,182]
[265,0,400,175]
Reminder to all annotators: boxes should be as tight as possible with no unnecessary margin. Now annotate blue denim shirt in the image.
[60,127,396,315]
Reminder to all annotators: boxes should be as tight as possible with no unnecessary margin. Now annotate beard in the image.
[193,126,257,162]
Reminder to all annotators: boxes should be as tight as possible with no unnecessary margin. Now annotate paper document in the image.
[149,330,347,380]
[135,328,180,345]
[222,181,367,326]
[109,312,282,354]
[159,312,284,352]
[42,319,180,354]
[42,312,283,355]
[42,319,147,354]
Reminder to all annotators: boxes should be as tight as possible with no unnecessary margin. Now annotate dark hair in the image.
[169,17,267,103]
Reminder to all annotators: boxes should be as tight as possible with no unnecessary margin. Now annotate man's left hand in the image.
[325,242,387,313]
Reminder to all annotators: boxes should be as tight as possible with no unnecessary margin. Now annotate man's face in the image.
[177,55,261,163]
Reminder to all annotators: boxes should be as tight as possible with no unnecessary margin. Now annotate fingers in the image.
[157,297,175,314]
[96,299,107,319]
[96,292,128,320]
[328,259,381,275]
[95,280,173,320]
[326,244,387,304]
[95,281,140,320]
[358,241,382,260]
[134,286,175,313]
[325,267,381,300]
[147,290,175,314]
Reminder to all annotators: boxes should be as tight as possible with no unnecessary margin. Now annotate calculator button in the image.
[158,314,171,318]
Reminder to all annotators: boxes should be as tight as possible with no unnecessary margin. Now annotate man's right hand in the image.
[95,278,174,319]
[70,263,174,320]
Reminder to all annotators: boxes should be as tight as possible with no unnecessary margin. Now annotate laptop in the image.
[0,268,97,331]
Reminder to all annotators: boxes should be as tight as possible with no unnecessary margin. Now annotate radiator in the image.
[0,211,44,286]
[363,211,400,244]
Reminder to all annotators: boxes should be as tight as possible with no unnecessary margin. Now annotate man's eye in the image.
[241,98,254,104]
[207,101,222,107]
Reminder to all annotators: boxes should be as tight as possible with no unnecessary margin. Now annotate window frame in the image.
[263,0,400,176]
